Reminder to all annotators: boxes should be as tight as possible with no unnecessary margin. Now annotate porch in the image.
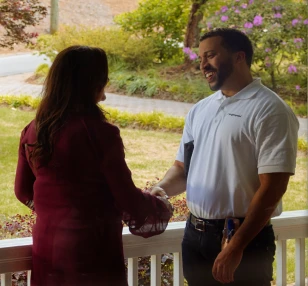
[0,210,307,286]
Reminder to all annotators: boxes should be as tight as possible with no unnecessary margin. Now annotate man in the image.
[151,28,299,286]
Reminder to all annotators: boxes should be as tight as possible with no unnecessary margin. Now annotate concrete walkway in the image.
[0,73,193,117]
[0,73,307,138]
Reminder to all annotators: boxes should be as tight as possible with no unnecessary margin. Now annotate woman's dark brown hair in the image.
[30,45,109,166]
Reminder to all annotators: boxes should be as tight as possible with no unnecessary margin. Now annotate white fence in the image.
[0,210,307,286]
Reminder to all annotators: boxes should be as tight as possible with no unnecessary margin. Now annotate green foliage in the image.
[35,63,49,78]
[203,0,308,92]
[0,95,41,109]
[110,69,213,103]
[115,0,191,61]
[0,95,185,132]
[285,99,307,117]
[34,26,157,70]
[298,137,308,152]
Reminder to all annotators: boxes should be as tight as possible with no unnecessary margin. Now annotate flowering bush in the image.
[0,0,47,49]
[201,0,307,96]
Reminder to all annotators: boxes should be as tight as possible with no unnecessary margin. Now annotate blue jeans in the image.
[182,219,276,286]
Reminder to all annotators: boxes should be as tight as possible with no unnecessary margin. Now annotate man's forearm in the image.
[229,173,290,251]
[155,161,186,197]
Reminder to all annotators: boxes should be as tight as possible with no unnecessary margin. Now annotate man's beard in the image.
[208,58,234,91]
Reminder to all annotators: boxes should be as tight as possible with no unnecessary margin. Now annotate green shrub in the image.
[35,26,157,70]
[298,137,308,152]
[0,95,184,132]
[35,63,49,78]
[206,0,307,92]
[0,95,41,109]
[115,0,190,61]
[285,99,307,118]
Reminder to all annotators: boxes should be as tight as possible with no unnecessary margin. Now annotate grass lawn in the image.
[0,106,307,283]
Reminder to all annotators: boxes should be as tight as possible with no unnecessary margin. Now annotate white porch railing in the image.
[0,210,307,286]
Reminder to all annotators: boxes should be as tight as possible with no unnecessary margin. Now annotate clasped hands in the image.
[149,186,174,215]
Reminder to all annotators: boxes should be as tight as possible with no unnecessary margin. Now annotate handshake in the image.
[148,186,174,215]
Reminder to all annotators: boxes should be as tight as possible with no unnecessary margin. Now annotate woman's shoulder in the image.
[21,120,35,137]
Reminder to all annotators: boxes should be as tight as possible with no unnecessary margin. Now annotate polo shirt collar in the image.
[216,78,262,100]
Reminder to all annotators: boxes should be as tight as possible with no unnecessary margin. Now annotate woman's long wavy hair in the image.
[30,45,109,167]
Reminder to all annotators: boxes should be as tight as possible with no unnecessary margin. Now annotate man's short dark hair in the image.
[200,28,254,67]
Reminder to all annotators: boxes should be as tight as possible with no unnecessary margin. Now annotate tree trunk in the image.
[50,0,59,34]
[184,0,207,48]
[184,0,207,64]
[270,69,277,91]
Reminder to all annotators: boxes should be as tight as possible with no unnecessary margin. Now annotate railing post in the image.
[1,273,12,286]
[276,240,287,286]
[151,254,161,286]
[295,238,305,286]
[27,270,31,285]
[173,252,184,286]
[127,257,138,286]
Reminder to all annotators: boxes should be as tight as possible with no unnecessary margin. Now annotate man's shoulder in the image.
[189,91,219,112]
[256,84,293,114]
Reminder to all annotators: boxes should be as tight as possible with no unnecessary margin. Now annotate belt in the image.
[189,213,270,232]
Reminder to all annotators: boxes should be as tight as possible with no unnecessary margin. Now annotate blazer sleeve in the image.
[14,127,35,210]
[100,126,172,238]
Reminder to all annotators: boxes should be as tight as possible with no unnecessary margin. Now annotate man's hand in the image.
[212,244,243,284]
[150,186,169,199]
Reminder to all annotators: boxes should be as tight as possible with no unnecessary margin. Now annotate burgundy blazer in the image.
[15,113,171,286]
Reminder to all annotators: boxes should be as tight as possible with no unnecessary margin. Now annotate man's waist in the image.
[189,213,271,232]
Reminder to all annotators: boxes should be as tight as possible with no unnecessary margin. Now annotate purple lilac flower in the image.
[215,11,220,15]
[295,85,301,90]
[294,38,303,43]
[244,22,253,28]
[253,15,263,26]
[292,19,299,26]
[265,48,271,52]
[183,47,190,54]
[249,0,254,4]
[207,22,212,29]
[221,6,228,13]
[288,64,297,73]
[274,13,282,18]
[221,15,228,22]
[241,3,247,9]
[303,19,308,25]
[189,53,198,61]
[183,47,198,61]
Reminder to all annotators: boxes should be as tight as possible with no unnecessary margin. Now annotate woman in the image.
[14,46,173,286]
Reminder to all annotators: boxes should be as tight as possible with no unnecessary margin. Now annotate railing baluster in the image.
[151,254,161,286]
[295,238,305,286]
[127,257,138,286]
[276,239,287,286]
[27,270,31,285]
[173,252,184,286]
[1,273,12,286]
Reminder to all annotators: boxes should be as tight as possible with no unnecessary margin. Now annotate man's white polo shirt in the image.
[176,79,299,219]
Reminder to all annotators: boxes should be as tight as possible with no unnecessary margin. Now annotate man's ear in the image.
[235,51,246,64]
